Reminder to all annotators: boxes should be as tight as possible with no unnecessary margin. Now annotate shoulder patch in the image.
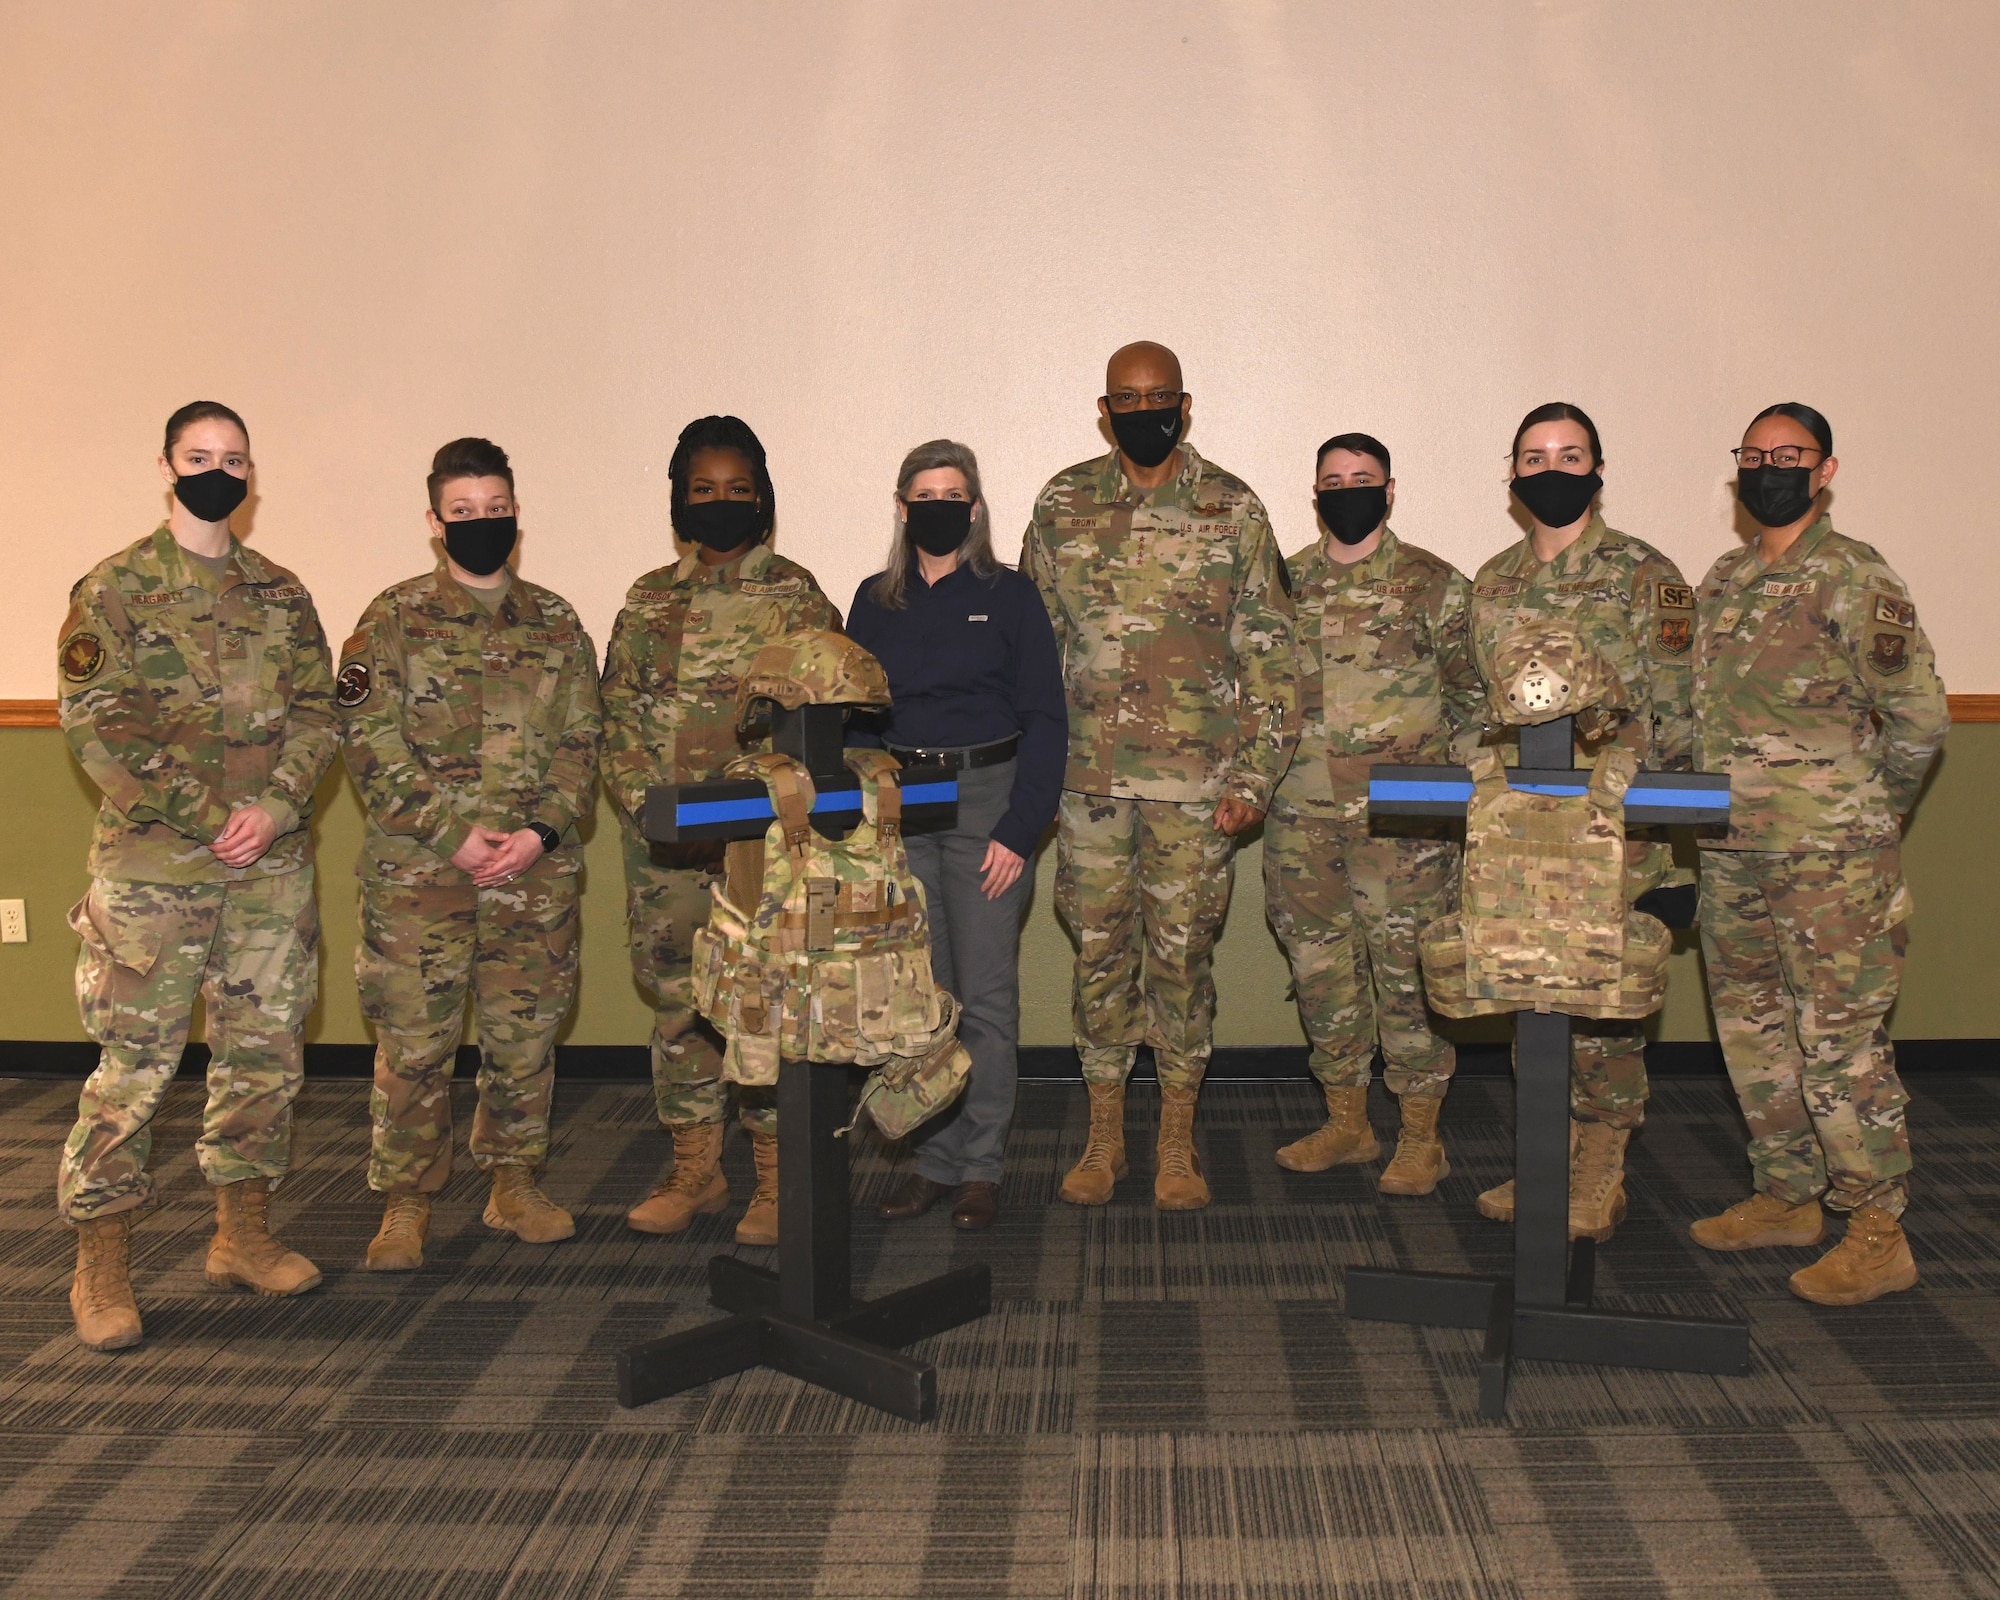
[1656,582,1695,610]
[1871,593,1916,630]
[1656,618,1693,656]
[1761,579,1815,599]
[60,631,106,684]
[1869,633,1909,676]
[335,660,372,708]
[340,629,369,662]
[1473,577,1527,599]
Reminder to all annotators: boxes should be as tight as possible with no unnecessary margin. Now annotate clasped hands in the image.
[451,826,549,887]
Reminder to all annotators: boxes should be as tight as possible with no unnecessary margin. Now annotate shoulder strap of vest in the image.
[1586,745,1639,811]
[734,750,816,853]
[1466,745,1508,799]
[845,748,903,840]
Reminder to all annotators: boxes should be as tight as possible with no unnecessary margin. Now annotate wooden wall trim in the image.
[5,693,2000,729]
[0,701,58,728]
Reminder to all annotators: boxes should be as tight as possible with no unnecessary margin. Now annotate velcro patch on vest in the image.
[1656,582,1695,609]
[336,661,371,707]
[406,626,456,640]
[60,631,106,683]
[1870,633,1909,675]
[1872,593,1917,629]
[1761,579,1814,598]
[524,629,576,644]
[253,584,307,601]
[1473,578,1526,598]
[126,588,188,607]
[1656,618,1693,655]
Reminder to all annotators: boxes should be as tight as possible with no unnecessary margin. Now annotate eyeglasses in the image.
[1103,388,1184,413]
[1732,445,1824,469]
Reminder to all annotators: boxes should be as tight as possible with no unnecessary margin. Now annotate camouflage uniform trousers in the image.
[625,849,774,1135]
[1263,798,1457,1097]
[356,874,580,1193]
[1055,791,1237,1091]
[58,870,318,1222]
[1698,845,1912,1217]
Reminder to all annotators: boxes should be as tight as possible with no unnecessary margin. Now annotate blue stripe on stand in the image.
[680,778,959,827]
[1369,777,1727,808]
[901,781,958,806]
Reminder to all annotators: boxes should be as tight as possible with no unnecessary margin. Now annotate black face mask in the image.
[904,498,972,557]
[1106,404,1184,469]
[1511,468,1602,529]
[442,515,518,577]
[173,467,249,524]
[1737,464,1819,529]
[1316,485,1389,547]
[680,499,763,552]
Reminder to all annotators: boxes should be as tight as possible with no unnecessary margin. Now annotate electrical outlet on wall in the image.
[0,900,25,944]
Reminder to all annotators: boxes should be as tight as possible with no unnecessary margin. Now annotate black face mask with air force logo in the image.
[1107,404,1184,469]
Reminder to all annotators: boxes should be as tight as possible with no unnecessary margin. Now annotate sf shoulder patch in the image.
[1872,593,1917,630]
[1656,582,1695,610]
[1870,633,1909,676]
[60,631,105,684]
[336,661,371,707]
[1656,618,1693,655]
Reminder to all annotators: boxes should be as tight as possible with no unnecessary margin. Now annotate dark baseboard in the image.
[1,1038,1992,1082]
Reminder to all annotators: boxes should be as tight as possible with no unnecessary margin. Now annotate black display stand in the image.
[615,704,989,1423]
[1344,716,1751,1419]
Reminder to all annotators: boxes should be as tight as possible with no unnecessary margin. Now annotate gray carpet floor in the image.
[3,1070,1999,1598]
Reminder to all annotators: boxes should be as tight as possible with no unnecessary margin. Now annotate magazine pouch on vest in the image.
[1419,744,1669,1020]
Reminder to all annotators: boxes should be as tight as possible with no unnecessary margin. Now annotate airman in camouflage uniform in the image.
[1468,443,1694,1238]
[1689,404,1947,1306]
[340,439,601,1269]
[58,403,338,1353]
[600,414,839,1243]
[1265,434,1482,1195]
[1021,342,1297,1211]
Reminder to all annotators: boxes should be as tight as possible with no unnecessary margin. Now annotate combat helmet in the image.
[737,628,890,730]
[1483,621,1629,745]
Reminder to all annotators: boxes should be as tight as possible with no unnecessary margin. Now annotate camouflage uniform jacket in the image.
[58,524,338,884]
[1468,515,1694,770]
[1020,443,1298,807]
[338,563,602,886]
[598,543,840,822]
[1693,515,1947,852]
[1279,527,1482,820]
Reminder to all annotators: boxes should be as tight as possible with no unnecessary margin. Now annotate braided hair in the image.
[668,415,775,543]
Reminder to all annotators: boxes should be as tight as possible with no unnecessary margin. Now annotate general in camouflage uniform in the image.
[58,401,338,1353]
[600,414,839,1245]
[1689,404,1947,1306]
[1466,409,1694,1238]
[339,438,601,1269]
[1021,342,1297,1212]
[1264,433,1482,1194]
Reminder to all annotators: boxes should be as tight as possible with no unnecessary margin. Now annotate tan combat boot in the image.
[1059,1082,1128,1206]
[1689,1192,1825,1252]
[70,1213,143,1352]
[735,1128,779,1246]
[1274,1084,1380,1173]
[1154,1084,1210,1210]
[1568,1122,1630,1243]
[485,1165,575,1244]
[1377,1094,1450,1196]
[1788,1205,1919,1305]
[366,1193,430,1271]
[627,1122,729,1235]
[205,1178,321,1296]
[1477,1123,1580,1224]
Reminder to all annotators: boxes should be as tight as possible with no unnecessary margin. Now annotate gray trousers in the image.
[904,758,1035,1185]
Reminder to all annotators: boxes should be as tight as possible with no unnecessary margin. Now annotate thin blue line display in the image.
[678,780,958,827]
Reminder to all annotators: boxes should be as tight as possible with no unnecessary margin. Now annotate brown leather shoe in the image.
[951,1181,999,1230]
[880,1173,952,1220]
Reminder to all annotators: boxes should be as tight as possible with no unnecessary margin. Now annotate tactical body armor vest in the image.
[1420,745,1668,1020]
[690,746,969,1138]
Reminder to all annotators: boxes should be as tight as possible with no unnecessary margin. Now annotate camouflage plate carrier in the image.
[1421,623,1668,1020]
[688,632,970,1139]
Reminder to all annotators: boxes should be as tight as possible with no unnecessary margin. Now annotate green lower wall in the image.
[3,725,1995,1047]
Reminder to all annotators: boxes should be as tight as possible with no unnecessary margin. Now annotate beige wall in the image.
[2,2,1996,693]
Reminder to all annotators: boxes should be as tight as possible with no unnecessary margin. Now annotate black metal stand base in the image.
[616,1057,991,1423]
[1345,1010,1751,1420]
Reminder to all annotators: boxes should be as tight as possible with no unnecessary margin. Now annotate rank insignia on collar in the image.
[336,661,372,707]
[60,632,105,684]
[1869,633,1909,675]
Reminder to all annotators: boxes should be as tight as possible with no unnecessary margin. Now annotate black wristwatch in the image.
[525,821,561,854]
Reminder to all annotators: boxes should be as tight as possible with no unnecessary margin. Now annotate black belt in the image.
[887,735,1018,772]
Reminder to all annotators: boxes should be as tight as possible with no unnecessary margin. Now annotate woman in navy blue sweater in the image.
[847,440,1066,1229]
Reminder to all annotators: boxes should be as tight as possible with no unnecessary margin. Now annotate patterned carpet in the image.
[3,1069,1999,1598]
